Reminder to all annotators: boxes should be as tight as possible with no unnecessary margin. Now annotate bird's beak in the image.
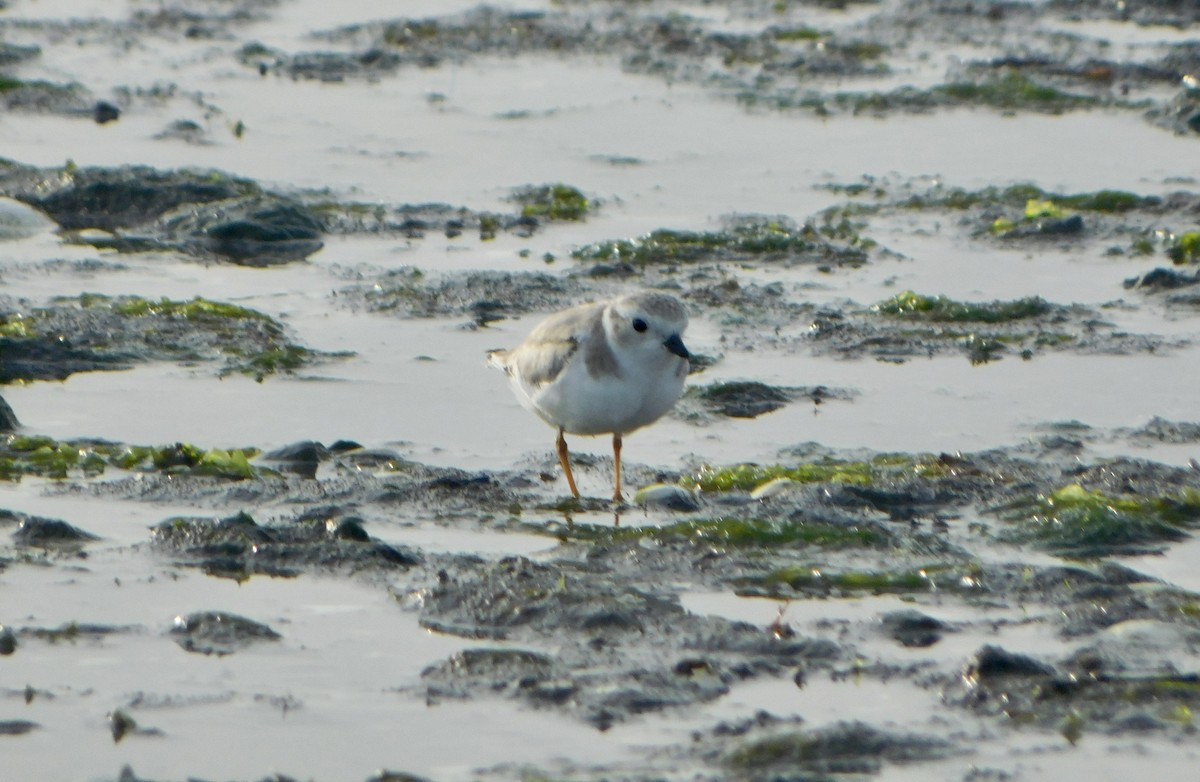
[663,333,690,360]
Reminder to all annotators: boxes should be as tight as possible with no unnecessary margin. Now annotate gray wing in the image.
[498,302,601,387]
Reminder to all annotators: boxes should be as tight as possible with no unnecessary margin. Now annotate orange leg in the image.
[612,433,623,504]
[556,427,580,498]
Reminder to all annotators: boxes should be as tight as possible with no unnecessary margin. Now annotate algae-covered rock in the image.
[0,294,337,383]
[999,483,1200,557]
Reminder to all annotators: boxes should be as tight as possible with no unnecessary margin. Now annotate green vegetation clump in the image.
[933,73,1097,111]
[510,184,591,221]
[573,220,867,266]
[552,516,887,549]
[1023,198,1070,220]
[0,435,263,482]
[0,77,78,98]
[874,291,1052,323]
[751,565,961,594]
[769,26,824,41]
[902,184,1155,213]
[687,454,945,493]
[990,197,1084,235]
[103,295,271,323]
[1001,484,1200,556]
[0,314,34,338]
[1168,232,1200,264]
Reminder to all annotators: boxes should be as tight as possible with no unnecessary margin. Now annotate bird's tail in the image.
[485,349,510,373]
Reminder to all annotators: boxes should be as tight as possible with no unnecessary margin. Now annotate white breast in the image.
[521,352,687,436]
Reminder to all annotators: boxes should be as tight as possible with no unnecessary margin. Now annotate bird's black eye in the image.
[632,318,648,333]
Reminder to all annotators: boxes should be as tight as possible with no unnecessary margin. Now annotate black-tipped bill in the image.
[663,333,690,360]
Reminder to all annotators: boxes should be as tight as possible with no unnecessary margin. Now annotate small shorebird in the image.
[488,292,690,502]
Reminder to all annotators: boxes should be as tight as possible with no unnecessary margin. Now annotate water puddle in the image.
[1,551,635,781]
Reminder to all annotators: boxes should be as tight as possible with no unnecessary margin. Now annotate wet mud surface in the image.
[3,0,1200,780]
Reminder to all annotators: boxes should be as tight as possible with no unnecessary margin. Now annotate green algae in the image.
[932,72,1098,111]
[0,315,34,339]
[103,295,272,323]
[0,77,79,98]
[1000,483,1200,557]
[0,435,263,482]
[550,516,887,549]
[687,454,946,493]
[1023,199,1071,220]
[769,26,824,42]
[747,564,966,596]
[572,220,867,267]
[510,183,591,221]
[1168,232,1200,264]
[874,291,1052,323]
[902,184,1155,213]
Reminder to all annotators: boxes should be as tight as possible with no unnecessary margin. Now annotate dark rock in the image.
[1032,214,1084,235]
[965,644,1056,680]
[422,647,558,700]
[0,393,17,431]
[263,440,330,478]
[694,380,792,418]
[108,709,163,743]
[1130,416,1200,444]
[0,720,39,735]
[329,517,370,542]
[1124,267,1200,291]
[824,484,939,521]
[0,335,131,382]
[170,610,282,655]
[880,610,946,648]
[725,721,953,773]
[154,119,208,144]
[152,510,421,576]
[23,166,249,231]
[194,199,325,265]
[365,771,435,782]
[0,43,41,67]
[13,516,99,546]
[0,624,16,655]
[93,101,120,124]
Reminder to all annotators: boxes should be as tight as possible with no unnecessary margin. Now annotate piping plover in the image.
[488,292,690,502]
